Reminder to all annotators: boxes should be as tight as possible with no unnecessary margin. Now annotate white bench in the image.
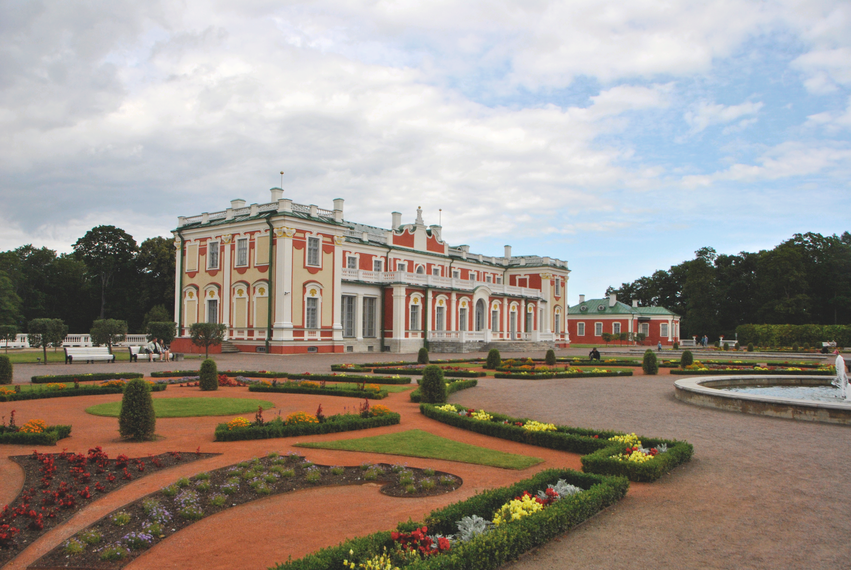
[64,346,116,364]
[679,339,697,347]
[129,346,180,362]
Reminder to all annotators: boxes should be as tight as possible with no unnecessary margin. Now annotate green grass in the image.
[295,429,542,470]
[85,398,275,418]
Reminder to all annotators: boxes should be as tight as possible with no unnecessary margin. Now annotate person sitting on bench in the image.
[589,347,601,361]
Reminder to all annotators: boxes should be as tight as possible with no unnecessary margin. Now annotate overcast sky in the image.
[2,0,849,305]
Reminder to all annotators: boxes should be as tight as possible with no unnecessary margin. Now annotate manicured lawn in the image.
[85,397,275,418]
[295,429,543,470]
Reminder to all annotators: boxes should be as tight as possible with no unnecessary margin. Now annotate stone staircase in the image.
[220,340,240,353]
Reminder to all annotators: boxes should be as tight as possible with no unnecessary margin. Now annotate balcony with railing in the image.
[341,269,545,299]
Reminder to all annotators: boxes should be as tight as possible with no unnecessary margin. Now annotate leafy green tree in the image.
[73,226,139,321]
[90,319,128,352]
[28,318,67,364]
[119,379,156,441]
[0,354,11,384]
[545,349,556,366]
[600,332,612,346]
[190,322,227,358]
[142,305,171,333]
[0,324,17,353]
[146,322,177,345]
[485,348,501,369]
[680,350,694,368]
[137,237,176,321]
[0,271,22,326]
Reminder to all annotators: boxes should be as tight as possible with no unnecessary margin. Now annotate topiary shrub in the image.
[419,365,446,403]
[680,350,694,368]
[0,355,12,385]
[485,348,501,369]
[119,379,156,441]
[747,343,754,352]
[417,347,429,365]
[545,349,556,366]
[723,342,729,351]
[199,359,218,391]
[672,341,679,350]
[642,350,658,375]
[792,343,798,352]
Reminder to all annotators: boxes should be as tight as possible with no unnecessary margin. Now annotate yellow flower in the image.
[19,419,48,433]
[522,420,556,432]
[226,417,251,430]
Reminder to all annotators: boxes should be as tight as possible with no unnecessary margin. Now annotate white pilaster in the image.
[450,292,457,331]
[173,237,182,335]
[273,228,295,341]
[356,293,364,341]
[392,285,406,340]
[332,236,344,341]
[221,237,232,339]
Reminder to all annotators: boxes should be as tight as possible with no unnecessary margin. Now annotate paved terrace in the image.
[3,348,849,569]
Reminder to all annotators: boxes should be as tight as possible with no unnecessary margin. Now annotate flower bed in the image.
[31,372,144,384]
[0,381,167,402]
[0,448,215,567]
[248,379,388,399]
[0,413,71,445]
[669,362,833,375]
[409,379,478,403]
[214,403,401,441]
[330,364,375,373]
[150,369,288,378]
[286,372,413,385]
[493,368,633,379]
[32,453,463,570]
[371,366,486,378]
[272,468,627,570]
[420,404,693,482]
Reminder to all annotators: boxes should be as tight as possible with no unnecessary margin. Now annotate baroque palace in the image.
[169,187,570,354]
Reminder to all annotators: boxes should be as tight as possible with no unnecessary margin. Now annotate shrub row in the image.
[736,323,851,348]
[420,404,693,482]
[668,368,833,376]
[149,370,288,378]
[361,358,483,367]
[492,370,633,380]
[0,383,167,402]
[330,364,375,372]
[0,425,72,446]
[409,379,478,403]
[371,367,486,378]
[248,383,388,400]
[31,372,144,383]
[272,468,627,570]
[286,373,413,385]
[214,412,401,441]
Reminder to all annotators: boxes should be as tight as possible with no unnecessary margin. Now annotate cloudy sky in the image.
[2,0,849,305]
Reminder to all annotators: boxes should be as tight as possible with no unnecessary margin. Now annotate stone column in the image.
[356,293,364,341]
[332,236,344,341]
[274,227,295,341]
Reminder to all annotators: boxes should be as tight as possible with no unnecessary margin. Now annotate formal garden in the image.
[0,346,842,569]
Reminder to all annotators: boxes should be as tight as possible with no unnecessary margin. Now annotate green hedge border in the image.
[420,404,692,482]
[371,367,485,378]
[31,372,144,384]
[669,368,833,375]
[0,425,72,445]
[0,384,167,402]
[493,370,633,379]
[149,370,289,378]
[286,373,413,385]
[248,383,388,400]
[409,379,478,402]
[214,412,401,441]
[272,468,628,570]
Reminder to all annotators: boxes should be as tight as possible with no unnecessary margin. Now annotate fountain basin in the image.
[674,375,851,425]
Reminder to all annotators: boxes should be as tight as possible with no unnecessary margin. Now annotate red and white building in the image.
[170,188,570,354]
[568,294,680,346]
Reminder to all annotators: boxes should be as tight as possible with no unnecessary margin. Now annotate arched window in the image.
[475,299,486,331]
[416,265,425,275]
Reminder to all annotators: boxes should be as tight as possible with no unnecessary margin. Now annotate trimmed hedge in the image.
[272,468,628,570]
[361,358,484,367]
[410,379,478,402]
[420,404,693,482]
[31,372,144,384]
[150,369,289,378]
[199,359,218,391]
[0,355,11,385]
[119,378,156,441]
[214,412,401,441]
[0,425,72,446]
[286,373,412,385]
[669,368,833,375]
[493,370,633,380]
[419,365,447,404]
[249,383,388,399]
[372,367,485,378]
[0,383,167,402]
[330,364,375,373]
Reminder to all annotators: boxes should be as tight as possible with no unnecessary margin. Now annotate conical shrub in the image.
[642,349,658,375]
[199,359,218,391]
[119,379,156,441]
[420,365,447,403]
[0,355,11,385]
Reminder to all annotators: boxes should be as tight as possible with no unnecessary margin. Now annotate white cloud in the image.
[684,100,763,134]
[806,96,851,130]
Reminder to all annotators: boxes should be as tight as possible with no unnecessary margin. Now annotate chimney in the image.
[579,294,585,303]
[333,198,344,222]
[231,199,246,209]
[609,293,617,307]
[504,245,512,258]
[632,299,639,308]
[270,187,283,201]
[391,211,402,229]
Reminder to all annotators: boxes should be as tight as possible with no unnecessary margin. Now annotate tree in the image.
[73,226,139,321]
[0,271,22,326]
[142,305,171,333]
[199,359,218,391]
[642,349,658,375]
[119,379,156,441]
[417,347,429,364]
[601,332,612,346]
[419,365,447,403]
[90,319,128,352]
[485,348,501,369]
[190,322,227,358]
[28,318,67,364]
[0,324,18,353]
[147,321,177,345]
[137,237,176,322]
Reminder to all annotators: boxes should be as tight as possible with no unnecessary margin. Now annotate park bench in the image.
[64,346,115,364]
[679,339,697,348]
[128,346,182,362]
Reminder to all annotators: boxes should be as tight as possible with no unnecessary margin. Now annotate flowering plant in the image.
[226,417,251,430]
[521,420,556,432]
[18,419,48,434]
[285,411,319,425]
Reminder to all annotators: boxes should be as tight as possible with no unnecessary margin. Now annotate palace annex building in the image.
[169,187,570,354]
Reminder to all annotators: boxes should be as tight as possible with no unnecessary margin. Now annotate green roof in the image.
[569,298,678,317]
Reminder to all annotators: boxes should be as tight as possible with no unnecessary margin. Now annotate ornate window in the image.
[207,241,219,269]
[342,296,356,337]
[236,238,249,267]
[307,236,321,267]
[363,297,377,338]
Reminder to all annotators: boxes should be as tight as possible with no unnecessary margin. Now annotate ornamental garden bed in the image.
[493,368,633,379]
[248,379,389,399]
[286,372,413,385]
[0,414,71,445]
[420,404,692,482]
[214,404,401,441]
[272,467,627,570]
[0,448,216,567]
[370,366,486,378]
[31,372,144,384]
[669,367,834,375]
[30,453,462,570]
[410,379,478,402]
[659,359,827,369]
[150,370,288,379]
[0,381,167,402]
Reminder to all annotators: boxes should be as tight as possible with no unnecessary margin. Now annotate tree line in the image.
[606,232,851,341]
[0,225,175,335]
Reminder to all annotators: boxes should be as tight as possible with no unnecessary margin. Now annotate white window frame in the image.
[373,258,383,272]
[435,306,445,331]
[640,323,650,337]
[491,308,500,332]
[554,278,561,296]
[235,238,249,267]
[207,240,219,270]
[346,256,358,269]
[363,297,377,338]
[453,270,460,279]
[661,323,669,337]
[415,265,425,275]
[342,295,356,337]
[459,306,468,331]
[432,267,440,277]
[486,275,492,283]
[595,322,603,336]
[409,303,420,330]
[577,322,585,336]
[306,236,321,267]
[613,322,621,334]
[304,284,323,329]
[397,262,407,273]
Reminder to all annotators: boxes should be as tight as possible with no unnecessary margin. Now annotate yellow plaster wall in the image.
[291,241,334,328]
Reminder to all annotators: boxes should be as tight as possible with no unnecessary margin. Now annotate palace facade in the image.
[568,294,680,346]
[170,188,570,354]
